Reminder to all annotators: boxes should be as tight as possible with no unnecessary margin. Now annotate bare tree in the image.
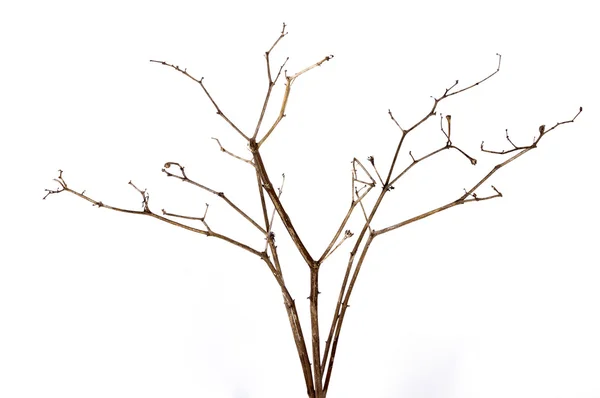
[45,24,581,398]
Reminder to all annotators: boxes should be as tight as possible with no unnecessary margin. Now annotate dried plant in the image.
[45,23,581,398]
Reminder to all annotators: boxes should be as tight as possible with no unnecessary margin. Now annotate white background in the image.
[1,1,599,397]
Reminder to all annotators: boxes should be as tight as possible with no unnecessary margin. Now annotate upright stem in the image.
[279,284,316,398]
[322,189,387,392]
[250,139,315,266]
[310,267,323,396]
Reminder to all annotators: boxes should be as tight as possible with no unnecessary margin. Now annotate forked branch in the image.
[321,107,582,392]
[385,53,502,184]
[318,158,375,264]
[44,171,264,257]
[162,161,265,233]
[253,22,290,140]
[481,106,583,155]
[257,54,334,148]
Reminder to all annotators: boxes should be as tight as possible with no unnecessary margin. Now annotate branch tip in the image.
[539,125,546,135]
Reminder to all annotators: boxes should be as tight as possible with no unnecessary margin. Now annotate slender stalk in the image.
[251,140,315,267]
[149,60,249,141]
[310,268,323,396]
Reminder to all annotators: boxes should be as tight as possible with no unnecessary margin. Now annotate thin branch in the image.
[323,232,376,394]
[380,107,582,235]
[150,60,249,141]
[322,60,504,388]
[257,174,285,252]
[128,180,150,212]
[355,188,374,234]
[388,146,456,188]
[321,189,386,382]
[253,23,290,140]
[267,23,288,56]
[384,111,410,185]
[162,203,211,232]
[267,235,283,277]
[323,177,504,390]
[323,67,579,394]
[388,109,406,134]
[162,161,265,234]
[439,114,452,143]
[321,230,354,262]
[386,111,480,191]
[211,137,253,164]
[310,267,323,396]
[374,188,499,237]
[43,169,68,199]
[267,264,314,398]
[257,55,334,148]
[352,158,377,188]
[268,173,286,232]
[482,107,582,155]
[445,53,502,99]
[251,141,315,267]
[385,54,502,185]
[252,166,284,279]
[46,170,316,397]
[45,171,264,257]
[317,159,375,264]
[289,55,335,80]
[320,156,392,371]
[367,156,385,186]
[250,97,315,396]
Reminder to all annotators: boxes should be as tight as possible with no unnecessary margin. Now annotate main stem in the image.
[310,267,323,396]
[250,138,321,397]
[322,188,388,392]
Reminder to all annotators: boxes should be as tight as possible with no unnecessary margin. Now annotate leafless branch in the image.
[268,173,286,229]
[211,137,253,164]
[388,109,406,134]
[323,231,376,395]
[265,173,286,252]
[253,22,290,140]
[355,188,374,234]
[439,114,452,143]
[251,142,315,267]
[128,180,150,212]
[162,203,211,232]
[45,171,263,256]
[317,159,375,264]
[385,54,502,186]
[323,79,580,398]
[321,230,354,262]
[482,107,582,155]
[257,55,334,148]
[445,53,502,99]
[162,161,265,233]
[149,60,249,141]
[367,156,385,186]
[43,169,67,199]
[48,23,581,398]
[380,107,582,237]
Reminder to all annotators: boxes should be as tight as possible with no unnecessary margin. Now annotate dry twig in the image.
[46,25,580,398]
